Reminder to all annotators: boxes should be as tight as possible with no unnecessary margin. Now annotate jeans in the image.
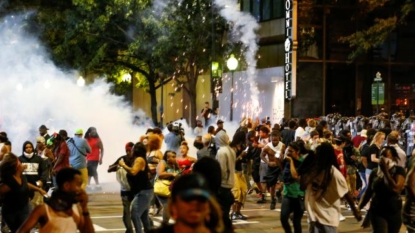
[357,171,367,199]
[217,187,235,233]
[131,189,153,233]
[2,201,31,233]
[121,195,133,233]
[280,196,304,233]
[156,195,169,224]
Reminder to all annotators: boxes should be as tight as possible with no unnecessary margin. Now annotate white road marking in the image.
[93,224,108,230]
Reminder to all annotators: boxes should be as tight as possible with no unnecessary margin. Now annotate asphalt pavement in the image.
[86,183,407,233]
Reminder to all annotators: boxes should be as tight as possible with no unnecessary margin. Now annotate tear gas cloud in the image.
[213,0,261,116]
[0,15,151,190]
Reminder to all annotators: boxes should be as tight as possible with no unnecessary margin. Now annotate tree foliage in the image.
[2,0,233,127]
[339,0,415,59]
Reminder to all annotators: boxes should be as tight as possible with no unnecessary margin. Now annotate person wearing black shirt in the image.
[119,143,153,233]
[366,132,385,183]
[200,102,213,127]
[230,131,248,220]
[359,146,405,233]
[0,153,46,232]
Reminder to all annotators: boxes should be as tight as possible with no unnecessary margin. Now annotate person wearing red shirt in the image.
[85,127,104,191]
[51,133,70,187]
[352,126,367,148]
[333,137,347,178]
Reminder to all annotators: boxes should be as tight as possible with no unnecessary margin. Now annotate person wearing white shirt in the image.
[387,131,406,168]
[294,119,307,141]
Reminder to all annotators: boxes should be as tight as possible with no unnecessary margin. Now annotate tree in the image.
[3,0,231,127]
[339,0,415,59]
[157,0,229,126]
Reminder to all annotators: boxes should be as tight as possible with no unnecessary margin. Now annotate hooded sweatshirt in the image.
[215,130,235,189]
[19,141,48,187]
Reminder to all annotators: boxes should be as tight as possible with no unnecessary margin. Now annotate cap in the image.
[39,125,49,130]
[125,142,134,150]
[171,173,211,201]
[46,137,54,146]
[361,129,367,138]
[75,128,83,135]
[217,119,224,124]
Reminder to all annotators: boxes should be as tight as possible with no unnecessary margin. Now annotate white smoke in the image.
[213,0,261,116]
[0,15,152,190]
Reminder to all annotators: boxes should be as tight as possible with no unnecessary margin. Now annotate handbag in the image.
[154,177,172,197]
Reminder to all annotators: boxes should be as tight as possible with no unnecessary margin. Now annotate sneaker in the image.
[231,213,247,221]
[270,200,276,210]
[257,196,266,204]
[231,213,239,221]
[237,214,247,220]
[156,207,163,215]
[339,214,346,222]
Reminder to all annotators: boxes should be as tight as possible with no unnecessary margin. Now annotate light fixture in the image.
[77,76,85,87]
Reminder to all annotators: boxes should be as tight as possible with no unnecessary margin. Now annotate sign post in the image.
[371,72,384,114]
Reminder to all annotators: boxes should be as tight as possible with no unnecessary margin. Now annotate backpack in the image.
[208,137,217,158]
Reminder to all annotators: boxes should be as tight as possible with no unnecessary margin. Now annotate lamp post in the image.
[226,54,238,121]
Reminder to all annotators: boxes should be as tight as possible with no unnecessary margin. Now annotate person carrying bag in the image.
[154,150,181,224]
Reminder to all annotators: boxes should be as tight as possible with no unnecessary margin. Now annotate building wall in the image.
[132,74,213,127]
[132,79,184,126]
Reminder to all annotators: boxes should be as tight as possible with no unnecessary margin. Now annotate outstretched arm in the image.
[17,205,45,233]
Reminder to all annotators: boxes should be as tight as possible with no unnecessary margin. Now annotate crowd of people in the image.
[3,110,415,233]
[0,125,103,232]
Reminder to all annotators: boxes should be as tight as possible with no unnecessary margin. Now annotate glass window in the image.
[253,0,261,21]
[242,0,251,12]
[273,0,284,18]
[262,0,271,21]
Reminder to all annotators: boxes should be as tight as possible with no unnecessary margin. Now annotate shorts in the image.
[87,161,99,177]
[259,163,268,183]
[264,166,281,187]
[231,172,247,203]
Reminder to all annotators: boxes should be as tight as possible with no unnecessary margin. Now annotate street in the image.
[87,184,406,233]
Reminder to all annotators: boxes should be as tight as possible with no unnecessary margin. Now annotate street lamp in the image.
[77,76,85,87]
[226,54,238,121]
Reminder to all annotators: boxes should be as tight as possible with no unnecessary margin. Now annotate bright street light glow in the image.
[227,54,238,71]
[77,76,85,87]
[122,73,132,82]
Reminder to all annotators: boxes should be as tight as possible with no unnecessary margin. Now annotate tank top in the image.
[40,204,80,233]
[86,138,100,161]
[267,141,283,158]
[127,158,153,195]
[177,157,193,174]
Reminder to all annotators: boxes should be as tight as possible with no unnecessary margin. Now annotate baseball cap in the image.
[125,142,134,151]
[39,125,49,130]
[75,128,83,135]
[171,173,211,202]
[217,119,224,124]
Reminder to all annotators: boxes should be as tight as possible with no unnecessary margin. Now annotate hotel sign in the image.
[285,0,293,100]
